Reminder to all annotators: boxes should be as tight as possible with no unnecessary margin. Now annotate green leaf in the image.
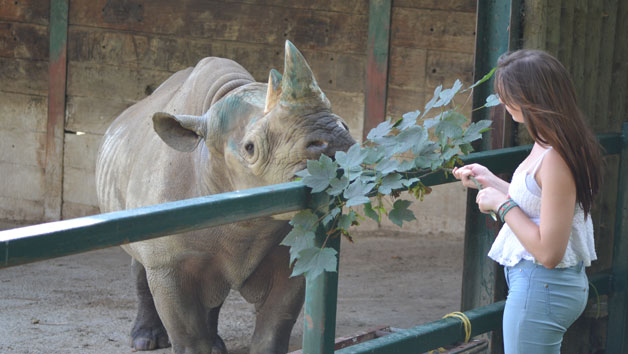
[375,159,400,175]
[442,145,461,161]
[291,247,338,280]
[401,177,420,187]
[388,199,416,227]
[391,125,427,154]
[289,209,318,230]
[363,202,380,222]
[463,67,496,92]
[363,145,386,165]
[378,173,404,195]
[302,154,337,192]
[424,117,440,129]
[335,143,367,170]
[414,151,441,169]
[485,93,500,107]
[366,119,394,140]
[322,207,341,227]
[281,226,316,264]
[399,110,421,130]
[338,210,358,230]
[327,175,349,196]
[460,143,474,155]
[442,110,468,125]
[295,168,310,178]
[462,120,492,143]
[435,79,463,107]
[423,85,442,118]
[397,160,416,172]
[435,120,463,140]
[344,179,375,207]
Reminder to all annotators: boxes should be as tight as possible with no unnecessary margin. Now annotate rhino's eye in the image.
[245,142,255,155]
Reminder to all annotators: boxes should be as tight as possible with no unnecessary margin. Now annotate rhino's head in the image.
[153,41,356,191]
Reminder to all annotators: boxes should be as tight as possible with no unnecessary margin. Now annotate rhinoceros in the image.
[95,41,356,353]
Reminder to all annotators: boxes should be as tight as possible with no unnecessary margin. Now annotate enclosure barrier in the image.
[1,124,626,353]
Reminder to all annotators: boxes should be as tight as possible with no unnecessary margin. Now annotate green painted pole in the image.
[363,0,392,140]
[302,192,340,353]
[462,0,515,313]
[44,0,69,221]
[606,122,628,353]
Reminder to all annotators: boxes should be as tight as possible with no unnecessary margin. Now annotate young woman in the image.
[453,49,602,353]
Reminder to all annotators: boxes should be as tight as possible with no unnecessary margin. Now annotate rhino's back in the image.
[96,58,255,212]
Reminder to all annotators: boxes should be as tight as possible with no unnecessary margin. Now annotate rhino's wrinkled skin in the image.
[96,41,356,354]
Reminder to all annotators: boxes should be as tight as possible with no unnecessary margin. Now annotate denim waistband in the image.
[509,259,584,273]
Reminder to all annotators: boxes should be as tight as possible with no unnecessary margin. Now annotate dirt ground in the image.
[0,227,463,354]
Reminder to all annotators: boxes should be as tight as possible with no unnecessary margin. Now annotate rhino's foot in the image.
[130,324,170,351]
[212,335,227,354]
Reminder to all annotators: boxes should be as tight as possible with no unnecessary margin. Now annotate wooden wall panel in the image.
[391,7,476,54]
[69,1,368,54]
[0,57,49,95]
[59,0,369,218]
[393,0,476,13]
[61,133,100,219]
[0,0,50,24]
[0,22,48,60]
[219,0,369,14]
[386,3,476,122]
[0,92,47,132]
[0,2,49,224]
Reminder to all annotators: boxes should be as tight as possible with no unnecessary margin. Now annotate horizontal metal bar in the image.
[336,301,505,354]
[337,272,612,354]
[0,133,622,269]
[0,181,309,268]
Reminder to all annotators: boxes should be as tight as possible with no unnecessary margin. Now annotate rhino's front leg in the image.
[147,265,230,354]
[131,258,171,350]
[240,246,305,354]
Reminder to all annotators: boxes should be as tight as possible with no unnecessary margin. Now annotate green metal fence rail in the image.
[1,125,626,353]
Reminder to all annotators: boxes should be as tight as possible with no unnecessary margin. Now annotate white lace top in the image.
[487,147,597,268]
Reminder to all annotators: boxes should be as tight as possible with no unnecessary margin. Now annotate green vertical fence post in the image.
[44,0,69,221]
[606,122,628,353]
[363,0,392,140]
[302,192,340,353]
[462,0,513,311]
[463,2,515,353]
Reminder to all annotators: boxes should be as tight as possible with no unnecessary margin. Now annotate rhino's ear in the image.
[152,112,206,152]
[264,69,282,114]
[279,40,330,109]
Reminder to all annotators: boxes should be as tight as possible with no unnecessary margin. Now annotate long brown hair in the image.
[494,49,602,217]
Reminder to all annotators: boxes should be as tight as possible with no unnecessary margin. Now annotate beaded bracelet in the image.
[497,197,518,222]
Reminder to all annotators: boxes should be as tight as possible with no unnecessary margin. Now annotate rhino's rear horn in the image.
[279,40,330,109]
[264,69,282,114]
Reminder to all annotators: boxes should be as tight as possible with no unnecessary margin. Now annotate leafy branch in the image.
[282,71,500,281]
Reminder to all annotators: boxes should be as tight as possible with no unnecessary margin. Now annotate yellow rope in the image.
[428,312,472,353]
[443,311,472,343]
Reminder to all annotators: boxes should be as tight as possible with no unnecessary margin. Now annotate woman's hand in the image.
[452,164,495,190]
[476,187,508,214]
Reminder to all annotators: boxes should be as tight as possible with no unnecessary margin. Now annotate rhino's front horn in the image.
[279,40,330,109]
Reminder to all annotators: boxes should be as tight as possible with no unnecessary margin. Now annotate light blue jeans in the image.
[502,260,588,354]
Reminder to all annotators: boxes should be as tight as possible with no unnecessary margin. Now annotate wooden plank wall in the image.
[387,1,477,120]
[61,0,370,219]
[0,1,50,224]
[1,0,475,229]
[521,0,628,353]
